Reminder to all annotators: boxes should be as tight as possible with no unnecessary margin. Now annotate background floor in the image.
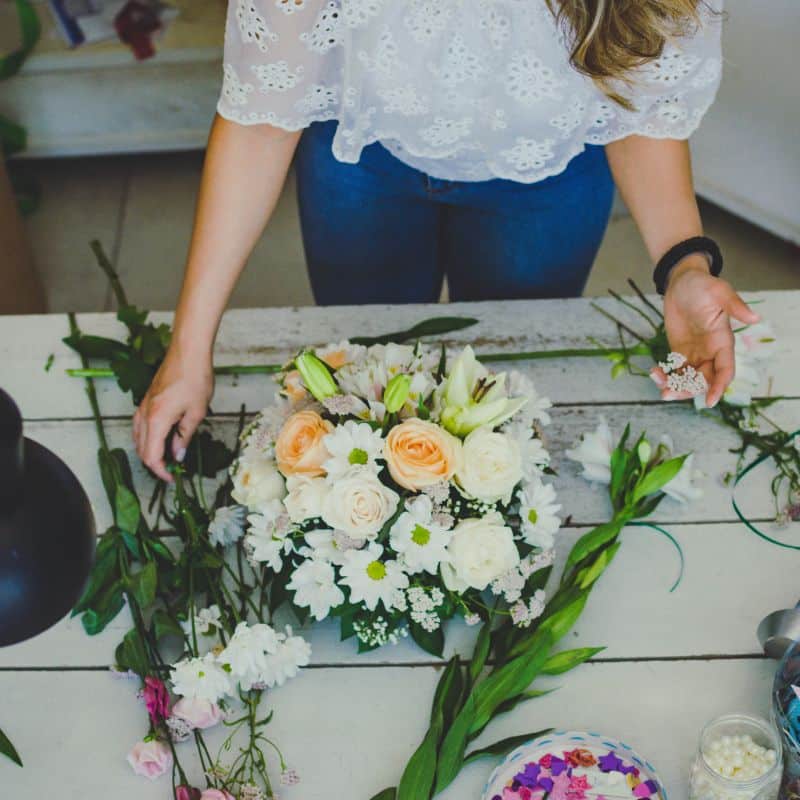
[11,151,799,313]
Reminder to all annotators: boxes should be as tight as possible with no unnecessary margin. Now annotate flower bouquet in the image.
[231,341,558,655]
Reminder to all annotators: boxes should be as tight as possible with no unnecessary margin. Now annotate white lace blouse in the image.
[217,0,723,183]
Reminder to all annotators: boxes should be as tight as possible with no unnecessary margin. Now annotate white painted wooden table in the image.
[1,293,799,800]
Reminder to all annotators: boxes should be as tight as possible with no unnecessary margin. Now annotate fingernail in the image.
[175,447,187,462]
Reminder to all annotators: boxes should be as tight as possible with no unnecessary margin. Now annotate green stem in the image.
[90,240,129,308]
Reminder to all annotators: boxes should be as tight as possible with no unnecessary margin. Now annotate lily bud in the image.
[294,351,339,402]
[384,374,412,414]
[637,439,651,466]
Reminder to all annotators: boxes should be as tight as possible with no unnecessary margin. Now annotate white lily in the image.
[438,346,527,437]
[565,416,614,484]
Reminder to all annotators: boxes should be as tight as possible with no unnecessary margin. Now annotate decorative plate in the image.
[482,730,667,800]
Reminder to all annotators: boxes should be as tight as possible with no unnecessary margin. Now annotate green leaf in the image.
[397,719,441,800]
[409,620,445,658]
[578,542,621,589]
[151,609,184,642]
[183,430,232,478]
[81,586,125,635]
[350,316,478,346]
[469,690,555,741]
[0,726,22,767]
[431,656,464,730]
[62,333,128,361]
[565,520,623,570]
[71,535,120,616]
[115,627,150,678]
[127,562,157,609]
[432,693,478,795]
[468,617,492,688]
[541,647,605,675]
[117,304,149,331]
[463,728,553,767]
[369,790,397,800]
[115,484,141,535]
[110,357,156,405]
[632,455,687,503]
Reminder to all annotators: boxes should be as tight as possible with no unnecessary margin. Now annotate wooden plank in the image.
[3,520,795,668]
[20,401,799,532]
[2,291,797,420]
[0,660,777,799]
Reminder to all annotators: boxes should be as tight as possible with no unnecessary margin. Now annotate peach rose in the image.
[384,419,462,491]
[275,410,334,477]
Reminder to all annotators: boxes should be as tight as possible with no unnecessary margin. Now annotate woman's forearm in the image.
[172,114,302,357]
[605,136,704,266]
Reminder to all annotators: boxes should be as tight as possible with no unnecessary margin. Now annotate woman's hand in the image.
[661,255,760,407]
[133,346,214,482]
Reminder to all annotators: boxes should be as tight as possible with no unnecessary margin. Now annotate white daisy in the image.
[322,420,385,479]
[208,505,247,548]
[389,495,452,574]
[519,480,561,549]
[287,558,345,620]
[339,543,409,611]
[170,653,231,703]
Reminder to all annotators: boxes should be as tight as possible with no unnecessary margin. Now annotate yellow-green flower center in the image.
[411,524,431,546]
[349,447,368,465]
[366,560,386,581]
[528,509,538,525]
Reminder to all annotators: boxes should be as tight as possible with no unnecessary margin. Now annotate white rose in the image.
[283,475,328,523]
[321,467,399,539]
[441,512,520,592]
[455,427,523,504]
[232,451,286,512]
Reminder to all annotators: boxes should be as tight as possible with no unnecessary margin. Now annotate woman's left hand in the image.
[660,254,760,407]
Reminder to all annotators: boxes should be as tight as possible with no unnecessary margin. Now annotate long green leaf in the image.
[127,562,157,609]
[0,726,22,767]
[369,789,397,800]
[632,455,687,503]
[463,728,553,767]
[564,519,623,570]
[578,542,621,589]
[469,689,555,741]
[541,646,605,675]
[115,484,141,535]
[350,316,478,346]
[468,617,492,688]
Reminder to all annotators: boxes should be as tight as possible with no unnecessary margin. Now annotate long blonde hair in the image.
[547,0,708,108]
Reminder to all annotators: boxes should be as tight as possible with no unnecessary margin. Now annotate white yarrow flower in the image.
[339,543,409,611]
[389,495,452,574]
[287,559,345,620]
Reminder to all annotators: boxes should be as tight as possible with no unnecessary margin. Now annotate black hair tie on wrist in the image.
[653,235,723,295]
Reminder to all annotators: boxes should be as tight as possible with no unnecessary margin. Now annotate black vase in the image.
[0,388,95,647]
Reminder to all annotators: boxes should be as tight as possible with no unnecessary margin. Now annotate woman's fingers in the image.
[706,338,736,408]
[141,398,182,482]
[725,288,760,326]
[171,406,206,462]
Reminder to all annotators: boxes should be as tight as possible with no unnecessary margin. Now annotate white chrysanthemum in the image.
[208,505,247,548]
[315,340,367,369]
[299,528,364,565]
[322,420,385,480]
[217,622,279,691]
[170,653,231,703]
[181,604,222,636]
[565,417,614,484]
[259,628,311,687]
[339,543,409,611]
[389,495,452,574]
[287,559,345,620]
[518,480,561,549]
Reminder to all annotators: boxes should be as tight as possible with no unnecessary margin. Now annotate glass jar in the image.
[689,714,782,800]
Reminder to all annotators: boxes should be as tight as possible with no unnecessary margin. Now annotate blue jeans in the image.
[295,121,614,305]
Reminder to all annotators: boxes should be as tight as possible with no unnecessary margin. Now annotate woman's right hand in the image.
[133,346,214,482]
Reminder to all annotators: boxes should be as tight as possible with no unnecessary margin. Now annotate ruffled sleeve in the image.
[216,0,345,129]
[585,1,724,144]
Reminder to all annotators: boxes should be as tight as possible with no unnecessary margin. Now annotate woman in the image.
[135,0,758,481]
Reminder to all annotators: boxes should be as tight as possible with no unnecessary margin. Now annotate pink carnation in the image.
[172,697,223,730]
[142,676,171,724]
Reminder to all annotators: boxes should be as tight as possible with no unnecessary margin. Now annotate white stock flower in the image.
[389,495,452,574]
[283,475,329,523]
[217,622,279,691]
[181,604,222,636]
[519,480,561,549]
[455,427,523,504]
[170,654,232,703]
[322,420,385,479]
[321,467,399,539]
[565,417,614,484]
[287,559,345,620]
[260,628,312,687]
[441,512,520,592]
[232,451,286,512]
[245,503,293,572]
[208,505,247,548]
[339,543,409,611]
